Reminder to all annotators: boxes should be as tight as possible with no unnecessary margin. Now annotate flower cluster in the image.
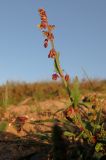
[64,107,78,119]
[38,8,48,29]
[48,49,56,58]
[15,116,28,132]
[43,31,54,40]
[38,8,55,51]
[38,8,70,82]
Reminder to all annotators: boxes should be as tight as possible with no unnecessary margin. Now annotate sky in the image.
[0,0,106,84]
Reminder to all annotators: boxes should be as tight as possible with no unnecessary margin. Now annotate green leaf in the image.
[30,119,54,124]
[64,131,75,137]
[71,76,80,107]
[54,52,60,73]
[95,143,104,152]
[34,132,50,140]
[0,121,8,132]
[56,52,60,64]
[96,108,102,125]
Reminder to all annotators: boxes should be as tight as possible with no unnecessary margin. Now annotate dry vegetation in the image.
[0,79,106,160]
[0,79,106,105]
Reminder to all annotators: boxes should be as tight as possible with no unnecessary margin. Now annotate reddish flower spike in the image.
[38,8,48,29]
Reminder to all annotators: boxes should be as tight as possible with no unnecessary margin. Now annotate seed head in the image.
[48,49,56,58]
[52,73,59,80]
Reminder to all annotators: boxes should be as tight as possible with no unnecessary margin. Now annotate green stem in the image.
[76,112,93,141]
[54,57,73,103]
[49,36,73,103]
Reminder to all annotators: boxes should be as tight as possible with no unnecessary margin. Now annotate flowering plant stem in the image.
[38,9,71,100]
[38,8,95,143]
[51,40,73,103]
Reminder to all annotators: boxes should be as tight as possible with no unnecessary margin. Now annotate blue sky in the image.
[0,0,106,84]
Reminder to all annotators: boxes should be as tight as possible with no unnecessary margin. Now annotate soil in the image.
[0,99,66,160]
[0,98,106,160]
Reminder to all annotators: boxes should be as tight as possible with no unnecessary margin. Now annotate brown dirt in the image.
[0,97,106,159]
[3,99,66,135]
[0,99,67,159]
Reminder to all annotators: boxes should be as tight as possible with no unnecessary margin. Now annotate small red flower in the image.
[67,107,78,118]
[68,107,75,114]
[15,116,28,132]
[44,39,48,48]
[38,8,48,21]
[92,136,97,143]
[49,33,54,40]
[43,31,54,40]
[48,49,56,58]
[48,25,55,31]
[80,127,84,131]
[16,116,28,124]
[52,73,59,80]
[40,21,48,29]
[65,74,70,81]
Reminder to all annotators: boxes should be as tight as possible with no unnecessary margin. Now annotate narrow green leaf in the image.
[54,52,60,73]
[30,119,54,124]
[95,143,104,152]
[71,76,80,107]
[64,131,75,137]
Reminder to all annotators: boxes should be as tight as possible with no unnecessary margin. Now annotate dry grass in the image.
[0,79,106,159]
[0,79,106,106]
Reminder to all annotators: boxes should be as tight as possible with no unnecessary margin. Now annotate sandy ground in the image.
[0,97,106,160]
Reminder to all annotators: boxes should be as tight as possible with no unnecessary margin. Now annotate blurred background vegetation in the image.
[0,79,106,106]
